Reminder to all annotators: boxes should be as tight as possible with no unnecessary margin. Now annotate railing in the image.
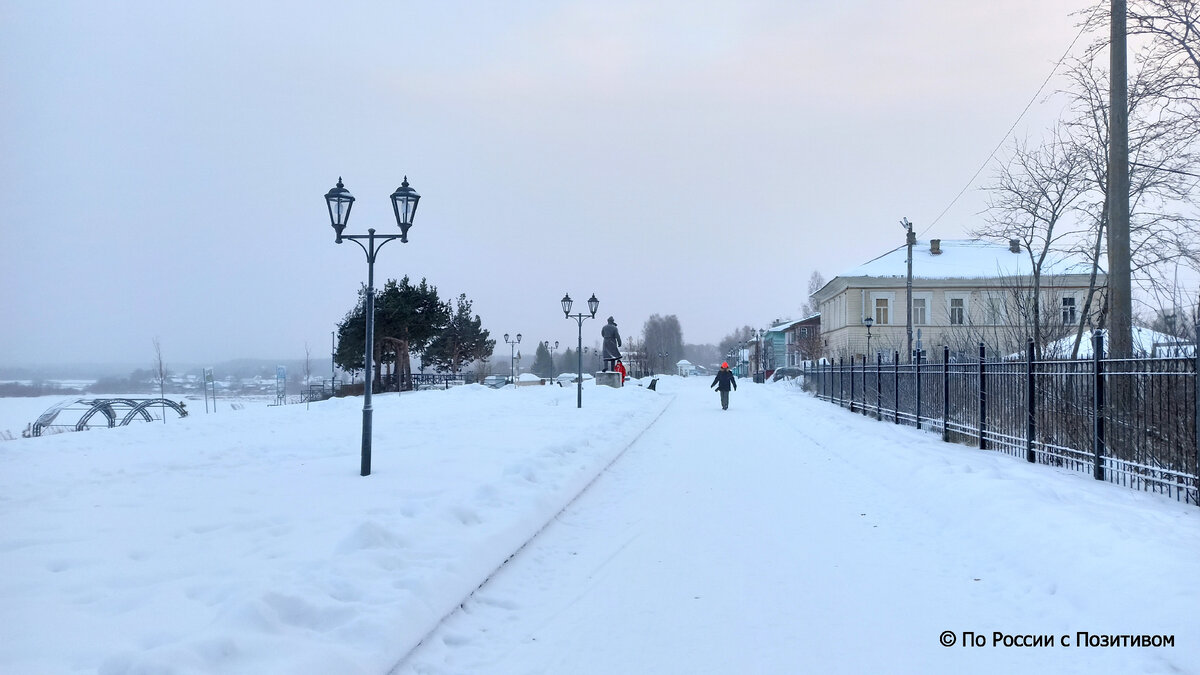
[804,333,1199,506]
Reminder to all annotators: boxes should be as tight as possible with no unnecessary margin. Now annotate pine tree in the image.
[332,277,450,389]
[424,293,496,374]
[531,342,554,377]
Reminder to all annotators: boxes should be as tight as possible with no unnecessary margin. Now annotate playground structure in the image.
[24,397,188,438]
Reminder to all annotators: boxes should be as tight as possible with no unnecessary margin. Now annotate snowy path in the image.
[394,377,1199,675]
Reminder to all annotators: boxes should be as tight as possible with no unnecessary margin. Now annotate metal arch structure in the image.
[28,397,189,437]
[74,398,148,431]
[119,399,187,426]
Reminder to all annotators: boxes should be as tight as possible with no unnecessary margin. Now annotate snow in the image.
[839,239,1096,280]
[1040,326,1195,358]
[2,377,1197,674]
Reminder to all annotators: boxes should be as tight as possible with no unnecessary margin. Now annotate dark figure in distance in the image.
[711,361,737,410]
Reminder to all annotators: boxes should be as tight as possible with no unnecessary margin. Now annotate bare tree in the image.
[976,125,1090,359]
[801,271,825,317]
[152,337,167,424]
[1060,37,1200,354]
[304,343,312,409]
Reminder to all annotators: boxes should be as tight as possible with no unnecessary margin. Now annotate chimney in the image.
[930,239,941,255]
[1009,238,1021,253]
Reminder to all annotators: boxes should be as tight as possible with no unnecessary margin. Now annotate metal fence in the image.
[804,332,1199,506]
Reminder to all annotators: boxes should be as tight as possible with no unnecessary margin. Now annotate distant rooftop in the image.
[839,239,1099,280]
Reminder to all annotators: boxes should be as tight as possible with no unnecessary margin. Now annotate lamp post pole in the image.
[562,293,599,409]
[325,176,420,477]
[503,333,521,385]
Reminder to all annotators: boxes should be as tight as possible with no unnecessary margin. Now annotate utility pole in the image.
[901,217,915,362]
[1108,0,1132,358]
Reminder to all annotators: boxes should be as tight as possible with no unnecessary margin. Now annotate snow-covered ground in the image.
[1,377,1196,674]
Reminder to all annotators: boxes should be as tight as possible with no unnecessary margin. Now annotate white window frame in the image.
[977,293,1004,325]
[870,291,895,325]
[1062,296,1078,324]
[910,292,933,326]
[946,293,969,326]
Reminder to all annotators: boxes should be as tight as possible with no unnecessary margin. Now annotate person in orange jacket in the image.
[710,361,737,410]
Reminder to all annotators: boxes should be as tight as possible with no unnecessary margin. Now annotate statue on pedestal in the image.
[601,317,622,372]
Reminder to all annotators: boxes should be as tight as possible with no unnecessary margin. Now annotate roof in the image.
[838,239,1098,281]
[767,314,820,333]
[1041,327,1196,359]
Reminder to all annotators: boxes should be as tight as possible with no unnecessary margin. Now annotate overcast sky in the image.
[0,0,1097,368]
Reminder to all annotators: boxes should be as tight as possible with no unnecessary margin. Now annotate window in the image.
[912,298,927,325]
[949,298,965,325]
[874,298,889,325]
[1062,297,1077,324]
[800,327,809,337]
[985,296,1004,324]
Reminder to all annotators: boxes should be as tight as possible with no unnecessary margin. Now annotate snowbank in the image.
[0,384,670,674]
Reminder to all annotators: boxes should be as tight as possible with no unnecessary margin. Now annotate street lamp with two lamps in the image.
[325,176,420,477]
[503,333,522,385]
[562,293,599,408]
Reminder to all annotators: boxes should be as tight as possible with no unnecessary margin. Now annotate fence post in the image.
[942,345,950,442]
[978,342,988,450]
[1093,330,1106,481]
[862,354,869,416]
[915,351,923,430]
[876,351,883,421]
[893,350,900,424]
[849,355,856,413]
[843,356,849,406]
[1026,339,1036,463]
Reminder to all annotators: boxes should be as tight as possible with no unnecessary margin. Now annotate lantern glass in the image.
[561,294,573,316]
[324,178,355,235]
[587,293,599,318]
[390,176,420,235]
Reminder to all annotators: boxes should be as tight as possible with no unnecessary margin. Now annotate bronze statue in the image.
[601,316,622,371]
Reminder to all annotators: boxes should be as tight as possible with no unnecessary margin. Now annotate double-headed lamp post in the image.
[325,176,420,477]
[562,293,599,408]
[543,340,559,374]
[863,316,875,359]
[503,333,522,385]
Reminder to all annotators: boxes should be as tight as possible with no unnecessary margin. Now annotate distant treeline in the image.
[0,382,84,398]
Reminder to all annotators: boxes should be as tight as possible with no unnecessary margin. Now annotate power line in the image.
[919,1,1106,238]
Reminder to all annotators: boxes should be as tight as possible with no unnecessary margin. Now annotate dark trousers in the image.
[719,390,730,409]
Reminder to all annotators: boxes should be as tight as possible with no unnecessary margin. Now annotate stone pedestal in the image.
[595,371,623,388]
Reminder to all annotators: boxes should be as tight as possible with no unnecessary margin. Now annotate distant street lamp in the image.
[543,340,559,374]
[756,329,768,383]
[863,316,875,358]
[656,351,669,377]
[325,176,420,477]
[503,333,522,385]
[562,292,599,408]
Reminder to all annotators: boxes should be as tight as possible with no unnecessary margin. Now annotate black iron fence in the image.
[804,332,1199,506]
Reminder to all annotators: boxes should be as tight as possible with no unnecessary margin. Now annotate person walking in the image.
[711,361,737,410]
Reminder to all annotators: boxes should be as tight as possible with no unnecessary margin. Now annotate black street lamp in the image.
[655,351,669,377]
[863,316,875,358]
[543,340,559,375]
[503,333,522,385]
[562,292,599,408]
[755,329,766,382]
[325,176,420,477]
